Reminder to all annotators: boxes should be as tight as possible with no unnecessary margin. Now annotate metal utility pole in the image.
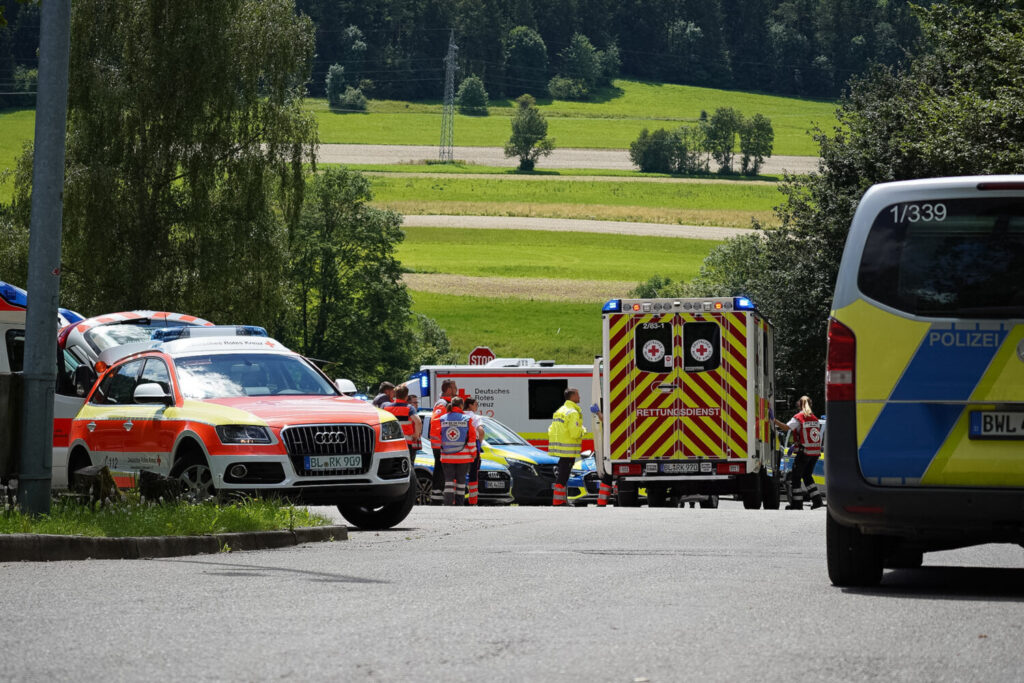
[19,0,72,515]
[439,30,458,163]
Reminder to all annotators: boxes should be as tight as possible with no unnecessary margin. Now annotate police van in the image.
[826,176,1024,586]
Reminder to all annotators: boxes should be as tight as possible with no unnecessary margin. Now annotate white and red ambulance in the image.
[411,361,595,452]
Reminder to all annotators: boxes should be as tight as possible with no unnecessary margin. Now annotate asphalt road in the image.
[318,143,819,176]
[2,504,1022,682]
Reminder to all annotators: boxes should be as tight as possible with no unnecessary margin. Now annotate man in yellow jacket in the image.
[548,387,585,506]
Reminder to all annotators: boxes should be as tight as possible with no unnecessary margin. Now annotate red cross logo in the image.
[457,388,471,401]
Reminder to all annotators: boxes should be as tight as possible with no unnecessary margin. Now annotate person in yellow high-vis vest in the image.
[548,387,585,507]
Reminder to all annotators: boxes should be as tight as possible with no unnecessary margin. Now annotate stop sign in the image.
[468,346,496,366]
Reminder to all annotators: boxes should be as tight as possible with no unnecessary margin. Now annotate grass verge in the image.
[0,493,330,537]
[0,108,33,204]
[410,290,603,364]
[399,227,721,282]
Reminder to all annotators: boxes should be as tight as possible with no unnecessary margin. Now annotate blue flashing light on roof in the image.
[59,308,85,325]
[602,299,622,313]
[151,325,268,342]
[0,281,28,309]
[734,296,755,311]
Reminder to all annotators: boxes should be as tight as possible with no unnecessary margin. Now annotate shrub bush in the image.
[629,128,680,173]
[547,76,589,100]
[326,64,345,108]
[456,75,489,115]
[338,86,368,111]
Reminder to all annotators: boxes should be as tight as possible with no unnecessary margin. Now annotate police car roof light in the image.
[59,308,85,324]
[602,299,622,313]
[0,281,28,308]
[733,296,755,310]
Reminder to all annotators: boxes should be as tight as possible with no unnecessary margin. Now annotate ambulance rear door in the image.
[607,302,753,468]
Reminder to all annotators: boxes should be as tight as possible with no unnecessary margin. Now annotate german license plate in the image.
[969,411,1024,440]
[484,480,506,489]
[304,454,362,470]
[663,462,699,474]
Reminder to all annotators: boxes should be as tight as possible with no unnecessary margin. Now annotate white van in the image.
[826,176,1024,586]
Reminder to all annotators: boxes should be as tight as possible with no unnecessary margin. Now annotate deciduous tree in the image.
[504,94,555,171]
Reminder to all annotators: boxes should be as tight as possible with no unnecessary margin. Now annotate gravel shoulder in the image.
[319,143,819,175]
[402,214,753,240]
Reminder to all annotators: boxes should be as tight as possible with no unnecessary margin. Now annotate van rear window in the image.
[6,329,24,372]
[858,198,1024,318]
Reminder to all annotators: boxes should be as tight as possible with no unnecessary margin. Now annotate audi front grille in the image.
[281,424,375,476]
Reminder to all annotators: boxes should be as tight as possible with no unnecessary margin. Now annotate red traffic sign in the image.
[468,346,496,366]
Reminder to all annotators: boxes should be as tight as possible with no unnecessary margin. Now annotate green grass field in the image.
[0,108,33,204]
[374,175,780,210]
[399,227,720,282]
[374,175,781,226]
[410,290,602,364]
[311,79,835,155]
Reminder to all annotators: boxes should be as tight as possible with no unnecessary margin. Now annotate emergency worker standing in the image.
[440,397,477,505]
[548,387,585,507]
[774,395,825,510]
[383,385,421,459]
[429,379,458,504]
[463,397,485,505]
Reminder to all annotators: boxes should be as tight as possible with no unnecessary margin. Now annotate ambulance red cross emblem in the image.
[690,339,713,362]
[445,427,461,441]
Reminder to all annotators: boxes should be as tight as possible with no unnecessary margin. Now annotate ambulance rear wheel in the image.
[616,483,640,507]
[760,468,781,510]
[646,486,669,507]
[826,511,883,587]
[741,473,762,509]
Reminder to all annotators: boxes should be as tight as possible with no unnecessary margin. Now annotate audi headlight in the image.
[505,459,538,477]
[380,419,404,441]
[216,425,272,445]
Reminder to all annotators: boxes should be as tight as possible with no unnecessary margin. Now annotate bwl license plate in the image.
[484,480,506,489]
[663,462,700,474]
[969,411,1024,440]
[304,454,362,470]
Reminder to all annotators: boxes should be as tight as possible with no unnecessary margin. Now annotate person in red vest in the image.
[429,379,457,504]
[463,396,485,505]
[774,395,825,510]
[439,396,477,505]
[383,385,421,459]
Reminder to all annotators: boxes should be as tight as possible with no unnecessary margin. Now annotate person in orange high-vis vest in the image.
[429,379,457,504]
[440,397,477,505]
[463,396,485,505]
[775,395,824,510]
[383,385,421,459]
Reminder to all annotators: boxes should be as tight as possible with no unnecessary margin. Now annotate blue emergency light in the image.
[602,299,622,313]
[0,281,28,309]
[414,371,429,396]
[59,308,85,324]
[733,296,755,311]
[151,325,268,342]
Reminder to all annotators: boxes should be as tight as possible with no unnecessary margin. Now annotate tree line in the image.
[294,0,926,101]
[0,1,929,110]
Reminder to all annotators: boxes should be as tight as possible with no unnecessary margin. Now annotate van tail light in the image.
[615,463,643,476]
[826,317,855,401]
[716,462,746,475]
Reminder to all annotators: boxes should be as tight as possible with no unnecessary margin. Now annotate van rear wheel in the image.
[826,511,884,587]
[760,468,781,509]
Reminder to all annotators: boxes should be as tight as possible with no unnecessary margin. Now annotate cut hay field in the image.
[310,79,835,156]
[373,176,782,227]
